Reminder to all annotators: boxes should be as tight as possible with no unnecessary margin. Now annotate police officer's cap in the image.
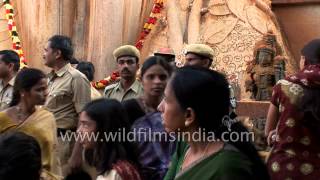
[113,45,140,60]
[185,44,214,60]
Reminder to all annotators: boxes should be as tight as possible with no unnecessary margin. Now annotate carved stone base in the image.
[236,100,270,118]
[236,100,270,151]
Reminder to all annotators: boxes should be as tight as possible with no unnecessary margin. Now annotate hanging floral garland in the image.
[92,71,120,89]
[135,0,164,50]
[3,0,27,68]
[92,0,164,89]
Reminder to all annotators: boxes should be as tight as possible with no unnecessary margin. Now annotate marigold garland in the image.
[135,0,164,50]
[3,0,27,68]
[93,0,164,89]
[92,71,120,89]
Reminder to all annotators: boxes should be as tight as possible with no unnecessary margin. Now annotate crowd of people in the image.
[0,35,319,180]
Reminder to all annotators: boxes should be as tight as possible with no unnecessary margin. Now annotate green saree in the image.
[164,142,255,180]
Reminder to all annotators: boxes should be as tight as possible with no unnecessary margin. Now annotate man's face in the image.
[0,55,11,78]
[43,41,57,68]
[184,53,209,68]
[117,56,139,80]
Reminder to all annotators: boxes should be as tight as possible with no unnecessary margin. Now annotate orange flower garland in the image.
[92,71,120,89]
[93,0,164,89]
[3,0,27,68]
[135,0,164,50]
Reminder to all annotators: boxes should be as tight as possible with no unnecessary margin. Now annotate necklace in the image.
[15,106,28,123]
[140,97,156,114]
[181,143,210,171]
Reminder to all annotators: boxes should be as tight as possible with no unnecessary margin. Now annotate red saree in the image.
[267,65,320,179]
[112,160,141,180]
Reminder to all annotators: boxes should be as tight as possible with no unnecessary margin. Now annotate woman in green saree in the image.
[0,68,61,179]
[158,66,269,180]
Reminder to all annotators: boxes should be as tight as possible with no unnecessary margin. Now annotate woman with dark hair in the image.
[77,61,95,81]
[76,61,102,99]
[159,66,269,180]
[123,56,174,180]
[265,39,320,179]
[77,99,141,180]
[0,68,60,179]
[123,56,172,125]
[0,132,42,180]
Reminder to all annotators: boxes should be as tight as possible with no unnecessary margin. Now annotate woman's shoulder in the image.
[0,110,16,132]
[111,160,141,180]
[96,169,122,180]
[32,107,56,127]
[1,107,16,119]
[210,144,254,174]
[132,112,162,129]
[0,110,10,119]
[217,148,252,165]
[274,79,305,100]
[35,106,55,119]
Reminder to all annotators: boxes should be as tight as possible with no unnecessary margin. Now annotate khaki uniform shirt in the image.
[91,85,102,100]
[104,80,143,102]
[0,76,15,111]
[45,63,91,129]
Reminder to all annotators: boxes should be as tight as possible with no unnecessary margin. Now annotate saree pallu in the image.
[0,107,61,179]
[267,65,320,180]
[96,160,141,180]
[164,142,255,180]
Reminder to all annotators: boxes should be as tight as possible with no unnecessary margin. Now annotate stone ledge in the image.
[236,100,270,118]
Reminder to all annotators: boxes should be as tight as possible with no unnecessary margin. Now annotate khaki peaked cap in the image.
[185,44,214,60]
[113,45,140,60]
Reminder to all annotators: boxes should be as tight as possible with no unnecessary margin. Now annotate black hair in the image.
[82,99,139,175]
[0,50,20,72]
[10,68,46,107]
[301,39,320,65]
[154,53,175,63]
[140,56,173,78]
[170,66,269,179]
[70,57,79,65]
[48,35,74,61]
[0,132,41,180]
[76,61,95,81]
[300,39,320,137]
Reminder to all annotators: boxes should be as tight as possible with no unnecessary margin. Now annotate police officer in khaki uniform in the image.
[154,47,176,67]
[104,45,143,102]
[184,43,237,115]
[184,43,215,68]
[0,50,20,111]
[43,35,91,175]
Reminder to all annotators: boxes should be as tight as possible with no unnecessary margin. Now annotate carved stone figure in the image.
[140,0,295,99]
[245,31,286,101]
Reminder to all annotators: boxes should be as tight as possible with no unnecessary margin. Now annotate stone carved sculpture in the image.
[140,0,295,99]
[245,31,286,101]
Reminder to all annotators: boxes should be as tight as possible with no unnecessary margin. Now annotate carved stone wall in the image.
[1,0,310,100]
[141,0,297,99]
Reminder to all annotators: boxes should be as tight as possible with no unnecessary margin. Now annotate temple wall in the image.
[10,0,153,79]
[272,1,320,66]
[1,0,319,99]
